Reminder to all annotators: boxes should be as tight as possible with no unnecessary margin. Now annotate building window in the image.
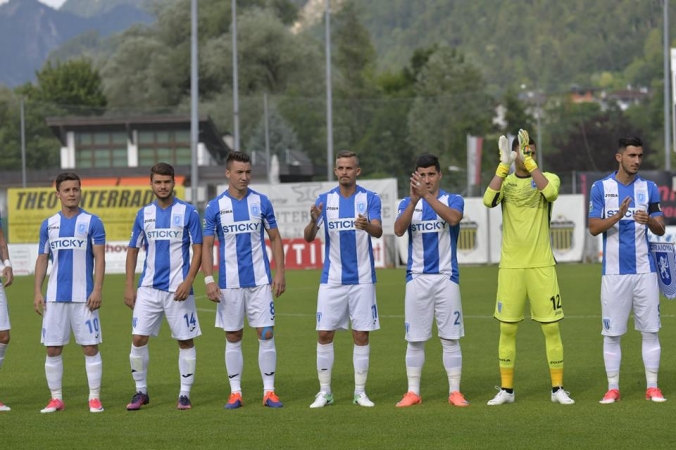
[138,130,191,166]
[76,132,128,168]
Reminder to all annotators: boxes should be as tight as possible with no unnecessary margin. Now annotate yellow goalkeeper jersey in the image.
[483,172,560,269]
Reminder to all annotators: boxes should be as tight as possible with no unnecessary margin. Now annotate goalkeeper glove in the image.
[518,129,538,172]
[495,135,516,178]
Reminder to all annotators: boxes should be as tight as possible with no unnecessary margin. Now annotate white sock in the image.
[225,340,243,393]
[130,344,149,394]
[0,342,7,369]
[405,341,425,395]
[178,347,196,397]
[317,342,334,394]
[603,335,621,390]
[45,355,63,399]
[442,339,462,393]
[258,338,277,393]
[85,352,103,400]
[641,332,661,388]
[353,344,370,395]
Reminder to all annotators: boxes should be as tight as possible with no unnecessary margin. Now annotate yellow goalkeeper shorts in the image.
[494,266,564,323]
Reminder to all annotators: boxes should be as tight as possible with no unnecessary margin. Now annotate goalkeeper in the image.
[482,130,574,405]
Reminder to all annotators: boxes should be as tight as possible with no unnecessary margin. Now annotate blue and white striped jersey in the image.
[315,185,382,285]
[129,199,203,293]
[38,209,106,302]
[589,172,663,275]
[397,190,464,283]
[203,189,276,288]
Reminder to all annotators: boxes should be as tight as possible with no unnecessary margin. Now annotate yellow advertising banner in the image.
[7,186,186,243]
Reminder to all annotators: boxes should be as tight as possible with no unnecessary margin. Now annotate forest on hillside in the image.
[0,0,672,195]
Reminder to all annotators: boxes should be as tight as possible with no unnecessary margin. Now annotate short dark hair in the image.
[336,150,359,166]
[415,153,440,172]
[226,151,251,169]
[150,162,174,181]
[511,134,536,151]
[618,136,643,152]
[55,172,81,191]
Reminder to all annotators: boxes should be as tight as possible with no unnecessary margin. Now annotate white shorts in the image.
[215,285,275,331]
[0,285,9,331]
[405,274,464,341]
[41,302,102,346]
[132,287,202,340]
[316,283,380,332]
[601,273,661,336]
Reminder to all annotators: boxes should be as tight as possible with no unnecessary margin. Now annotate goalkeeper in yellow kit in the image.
[482,129,574,405]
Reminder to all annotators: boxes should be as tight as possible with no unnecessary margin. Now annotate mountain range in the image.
[0,0,154,87]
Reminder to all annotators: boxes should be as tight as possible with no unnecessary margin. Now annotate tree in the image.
[26,59,107,109]
[407,46,494,177]
[245,103,302,157]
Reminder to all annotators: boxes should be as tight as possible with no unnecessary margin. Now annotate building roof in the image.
[45,114,230,163]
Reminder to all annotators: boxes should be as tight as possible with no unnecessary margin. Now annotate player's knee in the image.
[0,331,9,345]
[260,326,274,340]
[540,322,560,338]
[641,331,659,343]
[500,322,518,338]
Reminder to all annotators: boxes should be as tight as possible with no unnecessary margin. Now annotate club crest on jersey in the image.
[356,202,367,215]
[531,180,536,188]
[636,192,647,204]
[250,204,260,217]
[172,214,182,227]
[77,223,87,234]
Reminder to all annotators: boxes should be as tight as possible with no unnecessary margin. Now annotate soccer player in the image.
[483,130,574,405]
[588,136,667,403]
[304,149,382,408]
[393,154,468,408]
[34,172,106,414]
[0,216,13,412]
[124,163,203,411]
[202,151,286,409]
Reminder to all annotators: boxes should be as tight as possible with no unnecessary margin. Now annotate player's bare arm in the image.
[124,247,140,309]
[267,228,286,298]
[87,244,105,312]
[304,202,323,242]
[175,243,202,302]
[33,253,49,315]
[202,235,221,303]
[589,197,631,236]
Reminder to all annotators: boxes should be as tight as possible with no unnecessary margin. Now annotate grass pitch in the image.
[1,264,675,449]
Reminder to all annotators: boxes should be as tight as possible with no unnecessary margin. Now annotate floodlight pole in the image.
[190,0,199,205]
[325,0,334,180]
[232,0,240,152]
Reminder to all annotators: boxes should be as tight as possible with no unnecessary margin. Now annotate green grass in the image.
[2,264,676,449]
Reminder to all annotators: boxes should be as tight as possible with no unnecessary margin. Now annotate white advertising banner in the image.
[397,194,586,266]
[7,241,144,276]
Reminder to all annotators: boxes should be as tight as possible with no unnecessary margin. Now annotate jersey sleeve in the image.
[448,194,464,214]
[187,207,203,244]
[128,209,145,248]
[483,186,503,208]
[541,172,560,202]
[368,193,382,222]
[397,198,411,217]
[203,201,217,237]
[315,195,325,228]
[648,182,664,217]
[261,196,278,230]
[38,220,50,255]
[588,181,605,219]
[90,216,106,245]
